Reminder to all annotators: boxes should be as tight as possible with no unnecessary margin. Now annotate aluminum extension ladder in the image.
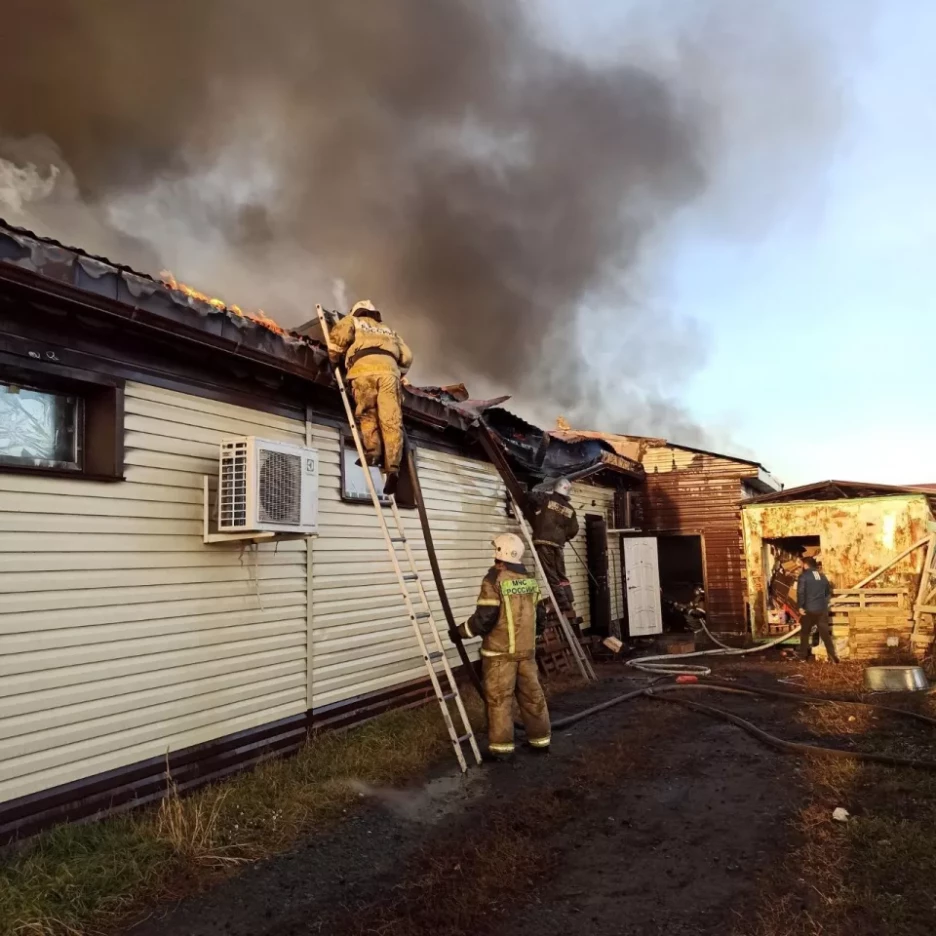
[510,498,597,682]
[314,304,481,772]
[469,419,597,683]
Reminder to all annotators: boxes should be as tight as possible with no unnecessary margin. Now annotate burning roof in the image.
[0,217,640,485]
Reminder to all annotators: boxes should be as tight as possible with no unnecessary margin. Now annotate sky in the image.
[539,0,936,487]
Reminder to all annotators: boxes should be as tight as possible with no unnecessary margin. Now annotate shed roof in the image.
[744,479,936,507]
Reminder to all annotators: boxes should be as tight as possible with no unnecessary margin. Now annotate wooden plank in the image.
[830,537,930,602]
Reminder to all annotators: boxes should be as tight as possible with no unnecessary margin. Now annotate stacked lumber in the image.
[847,610,913,661]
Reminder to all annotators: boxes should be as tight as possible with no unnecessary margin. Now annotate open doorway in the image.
[763,535,821,633]
[657,534,706,633]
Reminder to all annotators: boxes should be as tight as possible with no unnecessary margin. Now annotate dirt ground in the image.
[124,657,934,936]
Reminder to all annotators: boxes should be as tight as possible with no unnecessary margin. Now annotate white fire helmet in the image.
[493,533,525,564]
[553,477,572,497]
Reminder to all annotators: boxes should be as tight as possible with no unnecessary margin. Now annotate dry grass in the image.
[0,693,485,936]
[733,661,936,936]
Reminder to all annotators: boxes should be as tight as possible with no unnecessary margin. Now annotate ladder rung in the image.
[441,691,456,701]
[427,651,445,662]
[390,536,407,544]
[403,572,419,582]
[413,611,431,621]
[455,733,473,744]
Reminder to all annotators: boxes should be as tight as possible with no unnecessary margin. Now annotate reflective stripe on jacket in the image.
[458,563,546,660]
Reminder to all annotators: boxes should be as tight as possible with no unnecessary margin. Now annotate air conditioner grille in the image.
[258,449,302,525]
[219,441,249,528]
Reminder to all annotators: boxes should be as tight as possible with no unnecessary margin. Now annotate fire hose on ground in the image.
[547,679,936,771]
[621,621,804,677]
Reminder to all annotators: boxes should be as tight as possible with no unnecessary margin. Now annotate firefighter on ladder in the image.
[451,533,551,761]
[327,299,413,494]
[530,477,580,634]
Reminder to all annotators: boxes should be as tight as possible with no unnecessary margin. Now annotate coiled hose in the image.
[623,622,802,677]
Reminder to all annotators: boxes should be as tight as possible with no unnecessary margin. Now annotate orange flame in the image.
[160,270,288,337]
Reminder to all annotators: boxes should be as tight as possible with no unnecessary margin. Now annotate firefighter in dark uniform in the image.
[451,533,551,761]
[529,477,579,630]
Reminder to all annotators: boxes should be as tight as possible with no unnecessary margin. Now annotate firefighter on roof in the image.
[530,477,580,631]
[328,300,413,492]
[451,533,551,761]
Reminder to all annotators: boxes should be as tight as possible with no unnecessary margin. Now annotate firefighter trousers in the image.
[483,655,551,755]
[349,374,404,473]
[536,544,576,617]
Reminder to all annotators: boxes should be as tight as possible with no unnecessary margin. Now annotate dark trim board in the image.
[0,298,483,464]
[0,664,478,846]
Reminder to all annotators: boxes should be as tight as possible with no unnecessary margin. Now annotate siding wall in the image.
[0,378,624,808]
[0,382,309,805]
[567,483,622,626]
[309,431,512,709]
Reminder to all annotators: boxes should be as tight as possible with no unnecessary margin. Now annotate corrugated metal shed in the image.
[0,382,309,804]
[637,447,763,629]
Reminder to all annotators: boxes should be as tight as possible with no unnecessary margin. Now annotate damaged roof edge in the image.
[0,221,468,433]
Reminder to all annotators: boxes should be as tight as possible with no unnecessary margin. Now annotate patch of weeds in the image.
[0,693,485,936]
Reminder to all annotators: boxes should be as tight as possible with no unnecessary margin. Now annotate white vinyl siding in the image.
[0,382,309,805]
[0,376,625,808]
[309,435,512,708]
[567,483,621,629]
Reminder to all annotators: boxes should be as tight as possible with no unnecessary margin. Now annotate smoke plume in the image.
[0,1,850,440]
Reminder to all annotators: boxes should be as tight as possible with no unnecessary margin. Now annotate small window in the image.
[0,366,124,481]
[339,432,416,508]
[0,383,83,470]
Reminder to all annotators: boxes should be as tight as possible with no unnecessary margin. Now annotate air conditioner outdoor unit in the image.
[218,437,319,535]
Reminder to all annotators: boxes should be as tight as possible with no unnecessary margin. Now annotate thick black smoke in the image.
[0,0,848,439]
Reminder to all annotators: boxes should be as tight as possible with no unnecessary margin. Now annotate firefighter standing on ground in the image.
[530,477,580,630]
[327,300,413,489]
[451,533,551,760]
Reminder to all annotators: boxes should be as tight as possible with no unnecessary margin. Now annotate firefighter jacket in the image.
[457,562,548,660]
[328,313,414,381]
[529,492,579,548]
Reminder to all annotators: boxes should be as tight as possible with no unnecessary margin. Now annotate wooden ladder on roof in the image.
[314,304,481,772]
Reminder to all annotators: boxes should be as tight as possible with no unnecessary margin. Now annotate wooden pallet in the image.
[847,610,914,661]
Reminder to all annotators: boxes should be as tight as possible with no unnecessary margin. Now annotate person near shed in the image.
[797,556,839,663]
[529,477,580,630]
[450,533,551,761]
[327,299,413,493]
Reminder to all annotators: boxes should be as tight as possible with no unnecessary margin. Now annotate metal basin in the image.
[863,665,930,693]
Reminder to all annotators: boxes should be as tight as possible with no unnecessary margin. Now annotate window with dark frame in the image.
[0,364,125,481]
[338,430,416,508]
[0,382,83,470]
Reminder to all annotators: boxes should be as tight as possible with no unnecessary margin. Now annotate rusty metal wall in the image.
[636,452,757,629]
[741,495,934,635]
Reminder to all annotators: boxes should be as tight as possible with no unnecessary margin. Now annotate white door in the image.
[623,537,663,636]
